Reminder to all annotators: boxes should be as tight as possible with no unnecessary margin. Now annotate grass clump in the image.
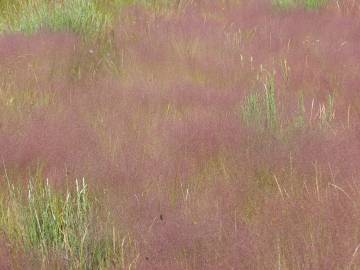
[292,92,307,130]
[273,0,297,9]
[0,0,115,38]
[242,74,279,133]
[0,0,181,37]
[26,178,90,261]
[304,0,329,9]
[273,0,329,9]
[0,174,136,269]
[317,93,335,129]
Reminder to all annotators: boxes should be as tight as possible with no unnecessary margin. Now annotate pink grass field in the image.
[1,0,360,269]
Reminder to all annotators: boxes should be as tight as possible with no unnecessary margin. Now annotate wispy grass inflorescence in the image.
[0,0,360,269]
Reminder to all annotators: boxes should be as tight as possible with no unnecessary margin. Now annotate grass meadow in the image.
[0,0,360,269]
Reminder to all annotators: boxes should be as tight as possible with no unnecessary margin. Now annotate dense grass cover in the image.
[1,0,360,269]
[0,0,178,37]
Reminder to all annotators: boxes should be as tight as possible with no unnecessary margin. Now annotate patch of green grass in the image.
[273,0,329,10]
[264,75,279,131]
[0,0,183,37]
[318,92,335,129]
[305,0,329,9]
[294,92,306,129]
[242,92,264,130]
[0,171,138,269]
[0,0,125,38]
[242,74,279,133]
[273,0,297,9]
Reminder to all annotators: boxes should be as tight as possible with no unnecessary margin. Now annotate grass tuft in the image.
[273,0,329,9]
[0,0,116,38]
[0,174,137,269]
[242,74,279,133]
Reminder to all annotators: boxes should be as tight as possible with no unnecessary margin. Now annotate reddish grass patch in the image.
[1,0,360,268]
